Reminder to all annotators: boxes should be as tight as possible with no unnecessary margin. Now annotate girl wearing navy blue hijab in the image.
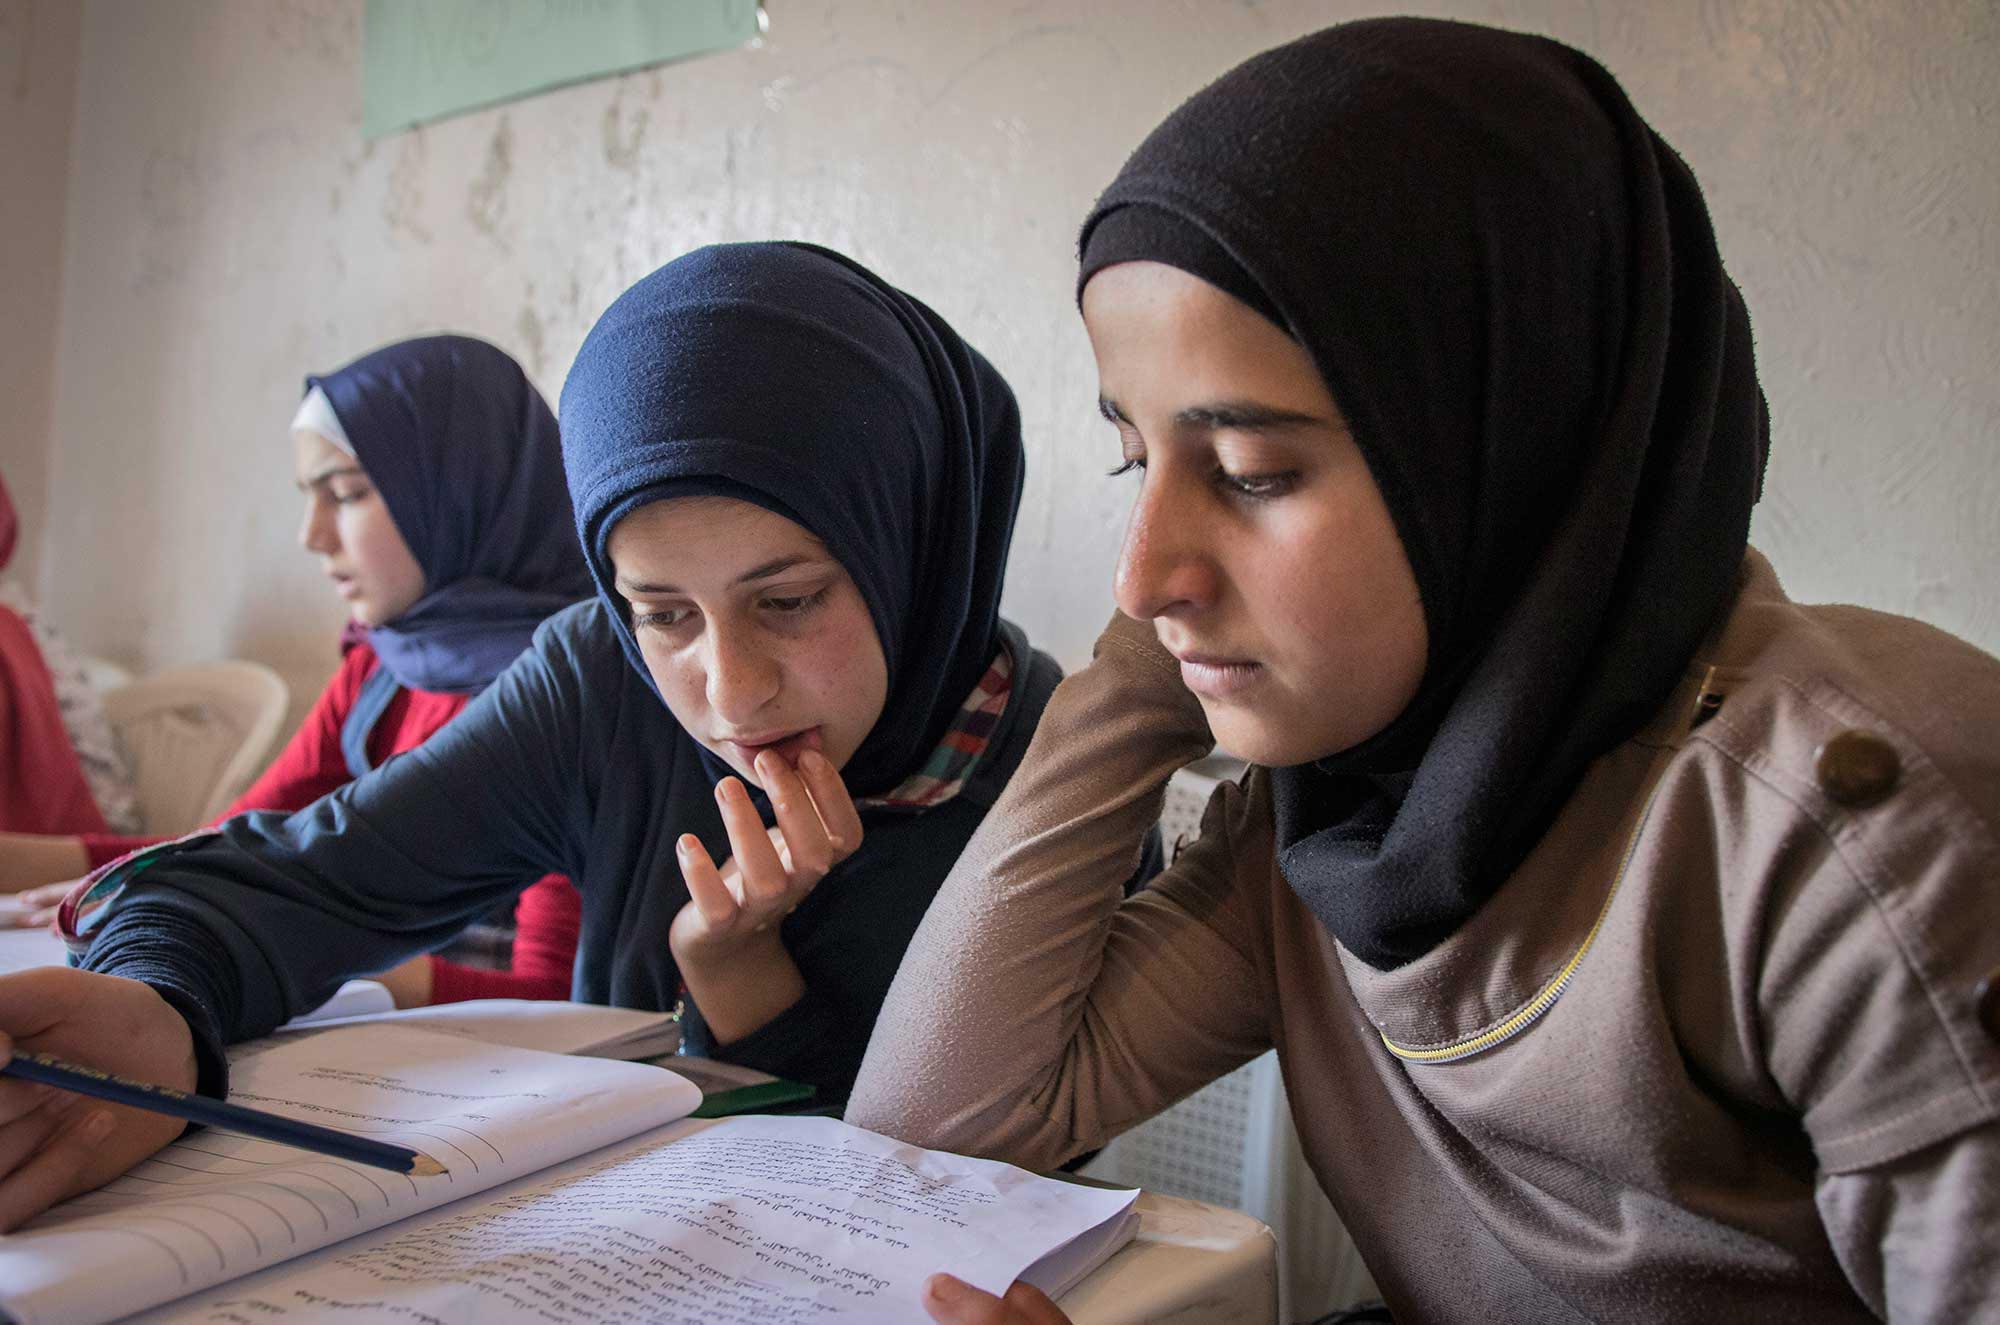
[556,242,1050,1051]
[2,336,594,1011]
[0,244,1061,1215]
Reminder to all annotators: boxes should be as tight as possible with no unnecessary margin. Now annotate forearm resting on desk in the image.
[848,611,1262,1168]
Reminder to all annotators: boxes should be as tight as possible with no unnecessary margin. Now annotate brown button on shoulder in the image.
[1814,729,1902,808]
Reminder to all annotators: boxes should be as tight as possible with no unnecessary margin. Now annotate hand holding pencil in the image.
[0,966,204,1232]
[3,1049,448,1178]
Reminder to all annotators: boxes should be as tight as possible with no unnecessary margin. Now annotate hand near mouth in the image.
[667,747,865,1044]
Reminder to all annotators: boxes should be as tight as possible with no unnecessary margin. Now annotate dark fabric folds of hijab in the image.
[1078,18,1769,969]
[557,241,1025,799]
[308,335,594,695]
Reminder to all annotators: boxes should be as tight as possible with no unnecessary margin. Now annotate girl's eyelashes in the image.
[1104,454,1297,499]
[1216,467,1300,500]
[762,586,831,615]
[633,586,831,633]
[302,478,373,505]
[633,606,696,632]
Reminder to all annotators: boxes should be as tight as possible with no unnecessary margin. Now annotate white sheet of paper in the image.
[0,1025,700,1325]
[277,977,396,1027]
[133,1115,1140,1324]
[0,920,65,975]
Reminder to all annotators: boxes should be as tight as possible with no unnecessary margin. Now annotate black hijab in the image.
[1079,18,1768,969]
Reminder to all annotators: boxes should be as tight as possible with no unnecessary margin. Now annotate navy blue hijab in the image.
[308,335,594,698]
[558,242,1025,799]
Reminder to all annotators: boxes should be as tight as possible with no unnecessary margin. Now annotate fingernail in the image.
[81,1111,116,1142]
[924,1273,967,1305]
[676,834,697,855]
[826,834,846,852]
[800,749,829,774]
[715,779,736,803]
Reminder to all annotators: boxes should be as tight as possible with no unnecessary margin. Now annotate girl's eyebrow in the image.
[296,464,365,491]
[1096,396,1329,432]
[1174,402,1328,432]
[618,554,830,597]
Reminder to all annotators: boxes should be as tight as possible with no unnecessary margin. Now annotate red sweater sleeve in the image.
[78,645,376,869]
[426,874,582,1003]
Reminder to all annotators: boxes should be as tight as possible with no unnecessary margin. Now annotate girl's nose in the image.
[1114,472,1220,622]
[704,624,783,725]
[298,496,338,555]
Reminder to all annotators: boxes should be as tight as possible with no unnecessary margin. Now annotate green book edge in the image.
[688,1078,817,1118]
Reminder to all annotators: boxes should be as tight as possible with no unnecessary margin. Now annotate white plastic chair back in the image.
[102,661,289,834]
[77,654,135,694]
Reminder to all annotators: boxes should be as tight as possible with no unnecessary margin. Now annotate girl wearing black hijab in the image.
[0,243,1063,1231]
[851,20,2000,1323]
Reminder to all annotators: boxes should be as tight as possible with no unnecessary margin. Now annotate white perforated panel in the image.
[1085,1059,1260,1210]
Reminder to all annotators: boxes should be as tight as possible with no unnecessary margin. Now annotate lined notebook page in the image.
[0,1025,699,1325]
[132,1115,1140,1325]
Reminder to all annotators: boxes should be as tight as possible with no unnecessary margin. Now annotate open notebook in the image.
[0,1024,1137,1325]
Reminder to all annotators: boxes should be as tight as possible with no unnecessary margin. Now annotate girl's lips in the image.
[729,726,824,767]
[1177,657,1264,699]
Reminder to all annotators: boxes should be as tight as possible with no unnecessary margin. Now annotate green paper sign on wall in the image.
[363,0,761,138]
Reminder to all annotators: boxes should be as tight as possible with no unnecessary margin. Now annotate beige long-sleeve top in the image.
[849,552,2000,1322]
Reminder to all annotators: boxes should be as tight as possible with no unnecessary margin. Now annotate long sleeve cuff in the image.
[79,903,236,1100]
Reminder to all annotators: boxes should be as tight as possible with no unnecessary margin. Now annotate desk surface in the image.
[1063,1190,1278,1325]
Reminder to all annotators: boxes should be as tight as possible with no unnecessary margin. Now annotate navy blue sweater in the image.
[82,600,1061,1106]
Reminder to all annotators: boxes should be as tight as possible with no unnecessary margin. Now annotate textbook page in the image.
[0,1024,700,1325]
[277,997,681,1060]
[134,1114,1141,1325]
[278,978,396,1028]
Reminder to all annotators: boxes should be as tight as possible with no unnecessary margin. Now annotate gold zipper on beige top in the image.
[1379,775,1664,1066]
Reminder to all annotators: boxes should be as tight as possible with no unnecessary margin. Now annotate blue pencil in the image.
[3,1050,448,1177]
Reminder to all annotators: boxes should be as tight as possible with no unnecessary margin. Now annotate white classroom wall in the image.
[0,0,81,592]
[5,0,1997,723]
